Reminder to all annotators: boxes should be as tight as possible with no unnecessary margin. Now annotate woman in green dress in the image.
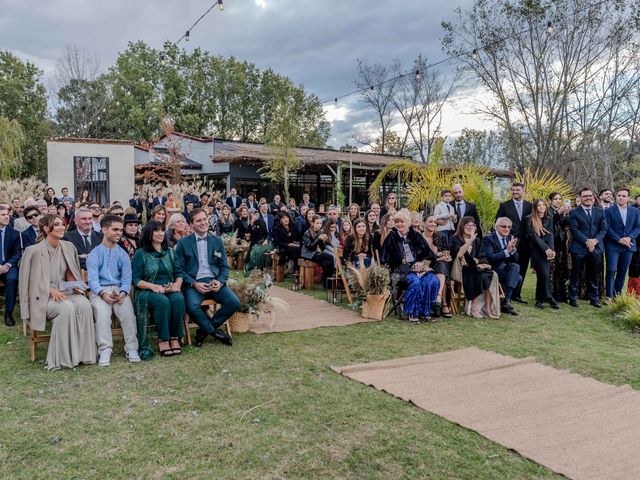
[131,220,186,359]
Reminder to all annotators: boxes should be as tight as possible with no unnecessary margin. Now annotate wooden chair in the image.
[298,259,320,290]
[183,299,233,346]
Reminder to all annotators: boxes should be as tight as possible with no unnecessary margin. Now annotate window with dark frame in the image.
[73,156,110,205]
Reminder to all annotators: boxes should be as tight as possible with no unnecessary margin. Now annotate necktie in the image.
[586,209,591,219]
[501,236,507,250]
[456,203,462,219]
[515,201,522,219]
[82,234,90,250]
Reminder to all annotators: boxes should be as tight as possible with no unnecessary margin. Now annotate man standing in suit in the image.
[481,217,521,315]
[0,204,22,326]
[19,205,41,250]
[604,188,640,298]
[129,192,144,218]
[63,207,103,270]
[225,187,243,214]
[269,194,284,217]
[152,188,167,208]
[495,182,532,303]
[258,201,275,241]
[568,188,608,307]
[451,184,482,237]
[183,185,200,209]
[599,189,613,209]
[175,208,240,347]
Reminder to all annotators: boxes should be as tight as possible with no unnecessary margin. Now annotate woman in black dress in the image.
[423,214,453,318]
[527,198,559,309]
[301,215,334,283]
[273,211,301,272]
[548,192,570,302]
[233,205,252,243]
[450,216,497,319]
[215,204,235,236]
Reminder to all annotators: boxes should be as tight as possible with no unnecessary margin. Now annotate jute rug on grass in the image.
[249,286,380,334]
[332,347,640,480]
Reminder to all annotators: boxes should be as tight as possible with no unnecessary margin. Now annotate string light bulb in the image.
[370,85,374,91]
[415,70,421,80]
[334,98,338,105]
[185,30,190,42]
[218,0,224,11]
[546,22,553,34]
[472,49,478,60]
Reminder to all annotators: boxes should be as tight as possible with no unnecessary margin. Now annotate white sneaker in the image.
[98,348,112,367]
[126,350,141,363]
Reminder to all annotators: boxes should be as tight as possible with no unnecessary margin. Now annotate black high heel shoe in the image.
[432,302,442,318]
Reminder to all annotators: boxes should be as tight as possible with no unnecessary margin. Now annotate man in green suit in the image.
[175,208,240,346]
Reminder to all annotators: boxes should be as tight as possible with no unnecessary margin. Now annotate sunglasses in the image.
[497,224,511,229]
[26,213,40,220]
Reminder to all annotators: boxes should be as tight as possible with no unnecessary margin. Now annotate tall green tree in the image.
[0,51,50,178]
[0,117,25,180]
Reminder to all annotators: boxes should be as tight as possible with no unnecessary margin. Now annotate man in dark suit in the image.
[568,188,608,308]
[604,187,640,298]
[0,204,22,326]
[225,187,243,213]
[258,202,275,241]
[183,185,200,209]
[175,208,240,347]
[451,184,482,236]
[269,194,284,217]
[481,217,521,315]
[495,182,532,303]
[128,192,144,217]
[300,193,315,210]
[63,207,103,270]
[19,205,41,250]
[151,188,167,208]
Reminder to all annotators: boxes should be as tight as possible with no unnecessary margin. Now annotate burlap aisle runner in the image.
[249,286,380,334]
[333,347,640,480]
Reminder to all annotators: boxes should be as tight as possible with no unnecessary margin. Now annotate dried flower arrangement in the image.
[345,262,391,301]
[226,269,288,314]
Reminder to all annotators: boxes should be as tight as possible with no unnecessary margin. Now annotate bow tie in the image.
[197,236,207,242]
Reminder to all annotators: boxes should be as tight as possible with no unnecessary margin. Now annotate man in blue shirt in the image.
[87,215,140,366]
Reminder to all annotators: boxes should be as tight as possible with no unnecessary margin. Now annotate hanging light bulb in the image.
[546,22,553,34]
[334,98,338,105]
[185,31,190,41]
[370,85,374,91]
[116,100,120,106]
[140,77,145,83]
[415,70,421,80]
[161,58,167,66]
[472,49,478,60]
[218,0,224,11]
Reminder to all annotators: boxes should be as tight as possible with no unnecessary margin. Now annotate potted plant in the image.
[226,270,287,332]
[346,262,391,320]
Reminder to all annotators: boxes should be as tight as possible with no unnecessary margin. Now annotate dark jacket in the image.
[380,228,435,271]
[273,224,299,252]
[450,200,483,237]
[527,215,555,254]
[129,198,144,215]
[249,219,269,247]
[63,229,103,269]
[175,233,229,285]
[342,235,372,264]
[20,226,38,251]
[496,199,533,240]
[301,229,327,260]
[481,231,520,272]
[568,206,607,255]
[604,205,640,253]
[0,225,22,268]
[234,217,251,241]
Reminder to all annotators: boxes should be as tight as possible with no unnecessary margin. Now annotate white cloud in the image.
[255,0,267,8]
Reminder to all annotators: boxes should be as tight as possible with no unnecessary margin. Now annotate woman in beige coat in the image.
[19,214,96,370]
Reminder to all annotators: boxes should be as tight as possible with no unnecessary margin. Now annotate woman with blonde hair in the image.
[166,213,190,248]
[19,214,96,370]
[527,198,558,309]
[347,203,360,223]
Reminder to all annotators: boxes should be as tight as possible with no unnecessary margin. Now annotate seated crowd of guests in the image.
[2,182,639,369]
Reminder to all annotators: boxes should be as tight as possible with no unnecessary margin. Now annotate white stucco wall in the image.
[47,141,135,204]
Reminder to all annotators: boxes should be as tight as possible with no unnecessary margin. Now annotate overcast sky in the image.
[0,0,487,147]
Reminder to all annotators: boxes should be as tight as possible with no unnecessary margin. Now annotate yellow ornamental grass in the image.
[515,168,573,203]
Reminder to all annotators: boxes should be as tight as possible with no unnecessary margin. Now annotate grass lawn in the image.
[1,276,639,479]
